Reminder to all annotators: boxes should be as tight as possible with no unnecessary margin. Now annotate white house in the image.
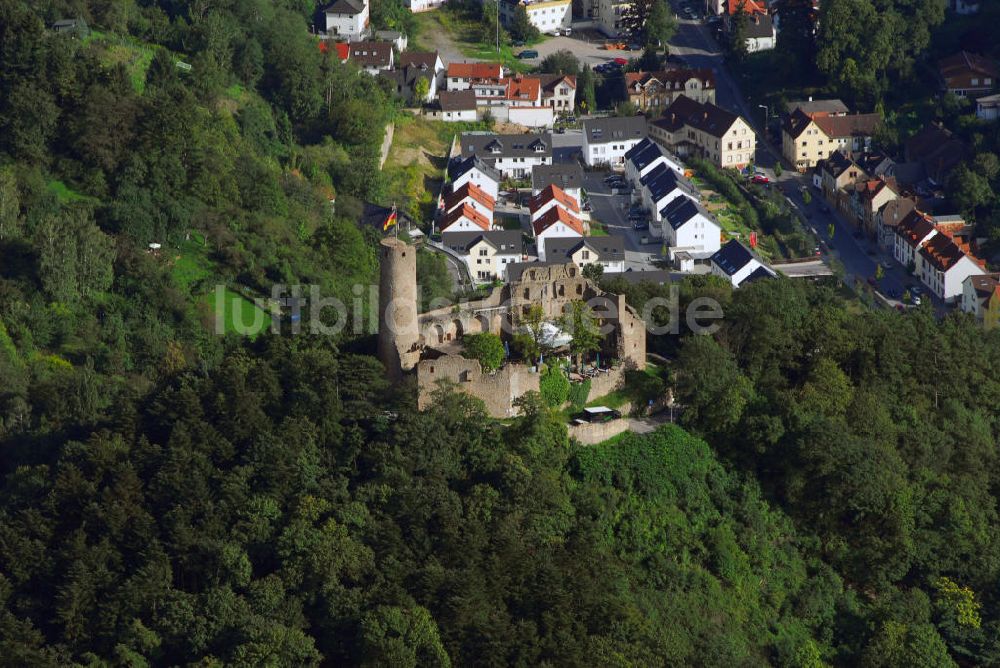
[532,206,584,260]
[319,0,369,40]
[532,164,584,203]
[625,138,684,188]
[348,41,393,74]
[641,164,700,224]
[537,74,577,113]
[374,30,407,51]
[448,156,501,200]
[439,203,492,233]
[582,115,648,167]
[893,210,938,268]
[976,93,1000,122]
[460,133,552,179]
[742,14,776,53]
[443,182,496,222]
[916,234,985,302]
[441,230,524,283]
[405,0,447,11]
[398,50,445,90]
[430,90,479,122]
[660,197,721,260]
[710,239,775,287]
[544,237,626,273]
[499,0,572,34]
[447,62,504,91]
[528,184,580,223]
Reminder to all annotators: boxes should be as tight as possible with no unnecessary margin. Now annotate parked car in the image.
[880,260,892,270]
[582,201,592,211]
[518,49,538,59]
[512,39,525,47]
[613,57,628,65]
[632,221,649,230]
[751,174,769,184]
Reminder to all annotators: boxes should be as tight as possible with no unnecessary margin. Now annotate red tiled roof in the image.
[528,184,580,215]
[447,62,503,80]
[895,209,936,248]
[441,203,491,231]
[444,182,496,212]
[813,113,880,139]
[938,51,999,80]
[335,42,350,61]
[506,76,541,102]
[918,234,971,273]
[532,205,584,237]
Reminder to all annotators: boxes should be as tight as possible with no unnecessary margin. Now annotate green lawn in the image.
[171,234,213,292]
[382,114,493,223]
[411,8,537,74]
[588,220,609,236]
[47,180,98,204]
[202,288,272,338]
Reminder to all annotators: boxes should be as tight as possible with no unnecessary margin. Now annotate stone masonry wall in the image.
[416,355,540,417]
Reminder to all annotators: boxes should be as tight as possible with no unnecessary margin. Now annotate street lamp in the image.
[758,104,768,139]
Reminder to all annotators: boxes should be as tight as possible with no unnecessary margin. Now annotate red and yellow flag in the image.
[382,209,398,231]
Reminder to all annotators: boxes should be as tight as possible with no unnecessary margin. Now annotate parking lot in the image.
[581,170,663,271]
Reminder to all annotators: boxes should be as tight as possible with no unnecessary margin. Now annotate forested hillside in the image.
[2,2,1000,666]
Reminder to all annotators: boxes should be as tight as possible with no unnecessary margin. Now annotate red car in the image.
[613,57,628,65]
[752,174,769,184]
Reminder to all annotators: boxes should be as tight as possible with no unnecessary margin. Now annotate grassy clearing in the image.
[588,219,609,236]
[47,180,98,204]
[171,234,214,293]
[201,288,271,337]
[411,9,535,74]
[382,114,493,223]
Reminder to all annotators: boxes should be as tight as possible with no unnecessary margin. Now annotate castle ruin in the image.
[377,237,647,417]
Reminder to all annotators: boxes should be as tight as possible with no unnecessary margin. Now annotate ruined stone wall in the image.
[567,418,630,445]
[416,355,540,418]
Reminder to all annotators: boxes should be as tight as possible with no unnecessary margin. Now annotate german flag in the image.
[382,208,398,231]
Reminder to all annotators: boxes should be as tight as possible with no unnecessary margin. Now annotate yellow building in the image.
[650,95,756,169]
[782,107,881,171]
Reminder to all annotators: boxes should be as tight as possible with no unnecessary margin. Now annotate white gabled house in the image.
[710,239,775,287]
[543,236,626,274]
[641,164,700,226]
[916,234,985,303]
[439,203,493,233]
[442,182,496,223]
[582,115,648,167]
[447,156,501,201]
[532,206,585,261]
[319,0,369,40]
[660,197,721,260]
[624,138,685,188]
[528,184,581,223]
[441,230,524,283]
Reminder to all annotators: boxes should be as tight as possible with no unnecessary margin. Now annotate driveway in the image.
[582,171,661,270]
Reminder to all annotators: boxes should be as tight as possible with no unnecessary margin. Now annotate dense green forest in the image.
[2,1,1000,666]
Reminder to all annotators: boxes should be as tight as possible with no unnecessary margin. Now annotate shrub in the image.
[540,366,570,407]
[567,378,591,411]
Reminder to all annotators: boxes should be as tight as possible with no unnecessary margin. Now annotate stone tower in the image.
[377,237,419,380]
